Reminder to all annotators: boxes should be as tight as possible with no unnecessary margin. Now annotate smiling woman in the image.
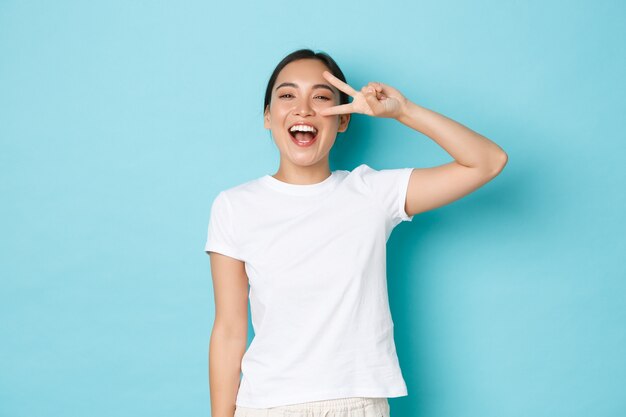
[205,47,507,417]
[261,53,352,182]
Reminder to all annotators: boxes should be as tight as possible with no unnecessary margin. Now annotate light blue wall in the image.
[1,1,624,416]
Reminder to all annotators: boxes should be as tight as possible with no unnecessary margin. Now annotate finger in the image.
[367,82,386,100]
[362,86,384,114]
[322,71,358,97]
[319,102,355,116]
[368,82,383,93]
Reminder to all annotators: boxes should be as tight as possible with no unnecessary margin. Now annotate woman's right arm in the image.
[208,252,249,417]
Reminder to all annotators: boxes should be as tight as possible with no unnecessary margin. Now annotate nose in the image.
[293,98,314,116]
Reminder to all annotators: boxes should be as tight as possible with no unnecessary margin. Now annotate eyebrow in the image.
[275,82,336,95]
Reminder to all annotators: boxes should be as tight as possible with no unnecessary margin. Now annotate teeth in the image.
[289,124,317,134]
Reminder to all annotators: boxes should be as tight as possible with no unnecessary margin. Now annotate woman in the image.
[205,48,507,417]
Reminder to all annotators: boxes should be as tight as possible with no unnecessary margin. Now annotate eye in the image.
[315,95,331,101]
[279,93,294,99]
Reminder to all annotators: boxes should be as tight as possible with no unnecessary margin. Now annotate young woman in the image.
[206,48,507,417]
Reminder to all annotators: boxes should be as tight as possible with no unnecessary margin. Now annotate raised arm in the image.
[208,252,249,417]
[319,70,508,217]
[396,100,508,216]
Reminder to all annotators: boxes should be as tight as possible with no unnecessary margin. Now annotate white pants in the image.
[234,397,390,417]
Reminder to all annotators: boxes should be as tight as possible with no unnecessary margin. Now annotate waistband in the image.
[236,397,387,414]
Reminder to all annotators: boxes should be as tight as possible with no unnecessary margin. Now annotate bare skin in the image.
[263,59,351,184]
[208,252,248,417]
[317,69,508,216]
[208,57,507,416]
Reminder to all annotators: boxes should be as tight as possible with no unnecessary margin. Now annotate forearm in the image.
[396,99,507,172]
[209,326,247,417]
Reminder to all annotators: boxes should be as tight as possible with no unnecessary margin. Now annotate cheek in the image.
[270,102,290,117]
[267,109,286,126]
[320,119,340,136]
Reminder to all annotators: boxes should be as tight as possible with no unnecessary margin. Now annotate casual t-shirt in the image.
[204,163,414,408]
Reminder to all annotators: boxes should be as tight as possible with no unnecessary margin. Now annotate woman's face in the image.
[264,58,350,169]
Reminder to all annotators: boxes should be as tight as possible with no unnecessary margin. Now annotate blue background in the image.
[1,1,624,416]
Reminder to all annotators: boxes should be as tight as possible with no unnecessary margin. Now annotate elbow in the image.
[487,150,508,177]
[496,150,508,172]
[212,318,248,342]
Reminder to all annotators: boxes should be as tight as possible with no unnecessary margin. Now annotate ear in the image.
[337,113,350,133]
[263,106,271,129]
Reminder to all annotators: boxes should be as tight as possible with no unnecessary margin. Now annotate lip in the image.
[287,121,319,132]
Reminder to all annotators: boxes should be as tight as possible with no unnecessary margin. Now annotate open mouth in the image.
[288,123,318,144]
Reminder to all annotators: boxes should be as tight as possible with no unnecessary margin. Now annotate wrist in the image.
[395,97,414,123]
[395,99,429,133]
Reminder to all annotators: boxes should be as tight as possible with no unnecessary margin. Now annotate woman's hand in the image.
[319,70,409,119]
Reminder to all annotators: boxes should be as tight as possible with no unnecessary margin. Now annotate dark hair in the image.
[263,48,350,114]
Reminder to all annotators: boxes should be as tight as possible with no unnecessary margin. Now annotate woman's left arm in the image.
[320,71,508,217]
[397,99,507,174]
[395,99,508,216]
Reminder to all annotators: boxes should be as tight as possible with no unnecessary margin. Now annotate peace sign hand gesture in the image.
[319,70,409,119]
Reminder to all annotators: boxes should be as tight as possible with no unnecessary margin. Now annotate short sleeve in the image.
[359,164,414,227]
[204,191,245,261]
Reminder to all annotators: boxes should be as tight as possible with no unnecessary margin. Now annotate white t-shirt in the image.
[205,163,414,408]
